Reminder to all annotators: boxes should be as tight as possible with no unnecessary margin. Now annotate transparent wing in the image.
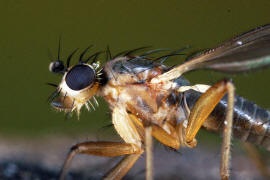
[152,24,270,83]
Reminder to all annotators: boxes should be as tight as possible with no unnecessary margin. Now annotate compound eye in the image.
[65,65,95,90]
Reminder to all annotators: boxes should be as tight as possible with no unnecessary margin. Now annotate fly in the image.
[48,24,270,180]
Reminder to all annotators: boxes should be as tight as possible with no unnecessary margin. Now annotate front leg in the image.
[59,141,143,180]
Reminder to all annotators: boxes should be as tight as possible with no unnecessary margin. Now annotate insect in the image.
[48,24,270,180]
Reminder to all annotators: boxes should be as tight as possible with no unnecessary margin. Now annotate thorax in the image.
[98,57,187,128]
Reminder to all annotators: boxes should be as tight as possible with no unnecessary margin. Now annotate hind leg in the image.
[177,80,235,179]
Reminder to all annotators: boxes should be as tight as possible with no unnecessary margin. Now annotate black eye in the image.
[65,65,95,90]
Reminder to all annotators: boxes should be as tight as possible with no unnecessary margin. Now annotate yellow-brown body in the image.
[49,23,270,180]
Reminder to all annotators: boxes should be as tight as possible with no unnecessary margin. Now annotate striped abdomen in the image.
[185,90,270,150]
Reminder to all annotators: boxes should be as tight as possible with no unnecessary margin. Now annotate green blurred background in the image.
[1,0,270,140]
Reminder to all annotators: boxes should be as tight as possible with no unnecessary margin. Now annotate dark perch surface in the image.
[0,161,82,180]
[0,136,268,180]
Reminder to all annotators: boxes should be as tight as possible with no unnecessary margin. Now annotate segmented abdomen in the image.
[185,90,270,150]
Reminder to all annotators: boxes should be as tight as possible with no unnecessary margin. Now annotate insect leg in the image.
[129,113,154,180]
[220,81,234,180]
[178,80,234,179]
[145,126,153,180]
[129,113,180,149]
[129,113,180,180]
[103,153,142,180]
[58,142,143,180]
